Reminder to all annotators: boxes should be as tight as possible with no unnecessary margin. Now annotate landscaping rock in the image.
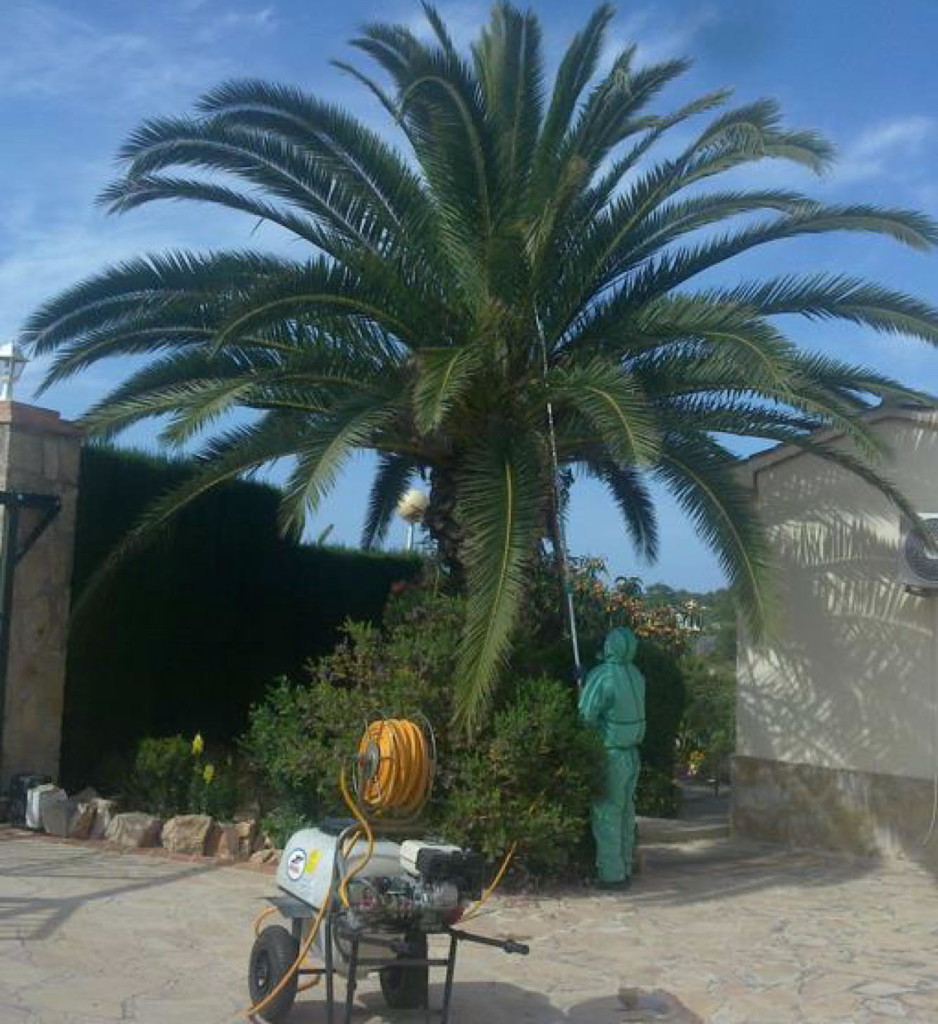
[105,813,162,849]
[235,820,257,858]
[39,790,71,837]
[161,815,214,855]
[88,799,117,839]
[206,822,238,861]
[249,848,279,866]
[68,802,97,840]
[206,819,259,861]
[74,786,99,803]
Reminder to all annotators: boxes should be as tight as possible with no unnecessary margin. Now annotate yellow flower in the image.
[191,733,204,757]
[203,763,215,785]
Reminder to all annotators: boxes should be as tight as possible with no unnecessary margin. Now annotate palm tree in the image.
[24,3,938,731]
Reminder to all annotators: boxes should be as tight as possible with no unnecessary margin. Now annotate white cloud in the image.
[195,5,278,44]
[835,116,935,184]
[0,1,230,103]
[602,5,720,72]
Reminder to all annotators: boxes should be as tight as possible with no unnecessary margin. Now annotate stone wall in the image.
[732,754,938,869]
[0,402,81,787]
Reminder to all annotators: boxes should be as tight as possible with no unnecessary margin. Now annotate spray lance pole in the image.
[536,311,584,688]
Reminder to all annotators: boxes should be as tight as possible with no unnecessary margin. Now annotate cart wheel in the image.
[248,924,300,1023]
[380,931,429,1009]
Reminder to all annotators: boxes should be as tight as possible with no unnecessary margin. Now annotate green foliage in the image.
[127,733,240,819]
[242,584,602,879]
[260,806,314,850]
[61,446,420,790]
[515,554,688,811]
[636,766,682,818]
[679,656,736,781]
[26,4,938,736]
[441,678,604,878]
[635,642,687,782]
[129,736,192,818]
[241,597,459,821]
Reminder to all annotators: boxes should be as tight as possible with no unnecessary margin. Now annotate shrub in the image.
[440,678,604,878]
[128,733,240,819]
[129,736,192,817]
[261,806,314,849]
[241,607,458,823]
[679,656,736,782]
[636,766,682,818]
[242,585,603,879]
[635,642,687,784]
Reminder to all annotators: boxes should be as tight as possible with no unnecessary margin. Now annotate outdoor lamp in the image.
[0,342,27,401]
[396,488,429,551]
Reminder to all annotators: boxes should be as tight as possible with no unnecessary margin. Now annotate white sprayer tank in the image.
[276,825,403,975]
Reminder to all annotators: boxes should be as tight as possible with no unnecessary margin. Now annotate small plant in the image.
[129,736,192,817]
[128,731,239,819]
[260,806,313,849]
[636,766,682,818]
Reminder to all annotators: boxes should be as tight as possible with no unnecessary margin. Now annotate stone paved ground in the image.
[2,826,937,1023]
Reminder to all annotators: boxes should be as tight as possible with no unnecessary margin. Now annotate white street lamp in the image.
[0,342,27,401]
[396,488,429,551]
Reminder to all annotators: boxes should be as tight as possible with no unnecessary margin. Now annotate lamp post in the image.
[0,342,27,401]
[396,488,429,551]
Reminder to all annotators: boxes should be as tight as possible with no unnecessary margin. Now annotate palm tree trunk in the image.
[424,464,466,591]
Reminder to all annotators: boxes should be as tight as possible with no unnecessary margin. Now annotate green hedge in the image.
[62,446,419,789]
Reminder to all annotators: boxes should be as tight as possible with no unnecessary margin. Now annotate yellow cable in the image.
[252,905,278,937]
[460,842,517,923]
[244,887,331,1021]
[338,770,375,909]
[357,719,433,819]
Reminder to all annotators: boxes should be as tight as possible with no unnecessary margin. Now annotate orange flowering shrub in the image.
[566,556,694,656]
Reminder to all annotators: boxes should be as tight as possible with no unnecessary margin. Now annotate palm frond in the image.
[655,433,772,634]
[362,453,417,549]
[548,358,659,464]
[453,429,546,732]
[586,460,659,561]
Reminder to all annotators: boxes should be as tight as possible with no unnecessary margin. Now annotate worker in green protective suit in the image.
[578,627,646,890]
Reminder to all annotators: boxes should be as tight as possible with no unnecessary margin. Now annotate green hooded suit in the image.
[578,627,646,883]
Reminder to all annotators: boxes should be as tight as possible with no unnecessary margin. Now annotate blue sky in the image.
[2,0,937,589]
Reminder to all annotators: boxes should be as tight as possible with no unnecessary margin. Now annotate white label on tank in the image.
[286,848,307,880]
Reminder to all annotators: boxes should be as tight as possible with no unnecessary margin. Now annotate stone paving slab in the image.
[2,826,937,1022]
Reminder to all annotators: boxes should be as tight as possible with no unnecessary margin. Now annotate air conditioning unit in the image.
[899,514,938,588]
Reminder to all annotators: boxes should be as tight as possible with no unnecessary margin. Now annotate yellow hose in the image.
[337,770,375,909]
[460,842,517,923]
[244,886,331,1021]
[252,905,278,937]
[356,718,433,819]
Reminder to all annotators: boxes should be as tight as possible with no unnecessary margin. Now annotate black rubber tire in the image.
[248,924,300,1023]
[380,932,429,1010]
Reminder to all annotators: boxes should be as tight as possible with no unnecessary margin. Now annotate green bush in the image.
[440,678,604,877]
[241,604,458,823]
[129,736,192,817]
[128,733,240,819]
[636,766,682,818]
[242,585,603,879]
[679,656,736,782]
[260,806,314,849]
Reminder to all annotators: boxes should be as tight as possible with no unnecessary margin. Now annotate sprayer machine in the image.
[246,718,528,1023]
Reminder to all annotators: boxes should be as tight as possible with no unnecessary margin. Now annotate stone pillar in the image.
[0,402,81,788]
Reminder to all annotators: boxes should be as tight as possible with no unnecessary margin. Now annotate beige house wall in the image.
[738,414,938,781]
[734,411,938,862]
